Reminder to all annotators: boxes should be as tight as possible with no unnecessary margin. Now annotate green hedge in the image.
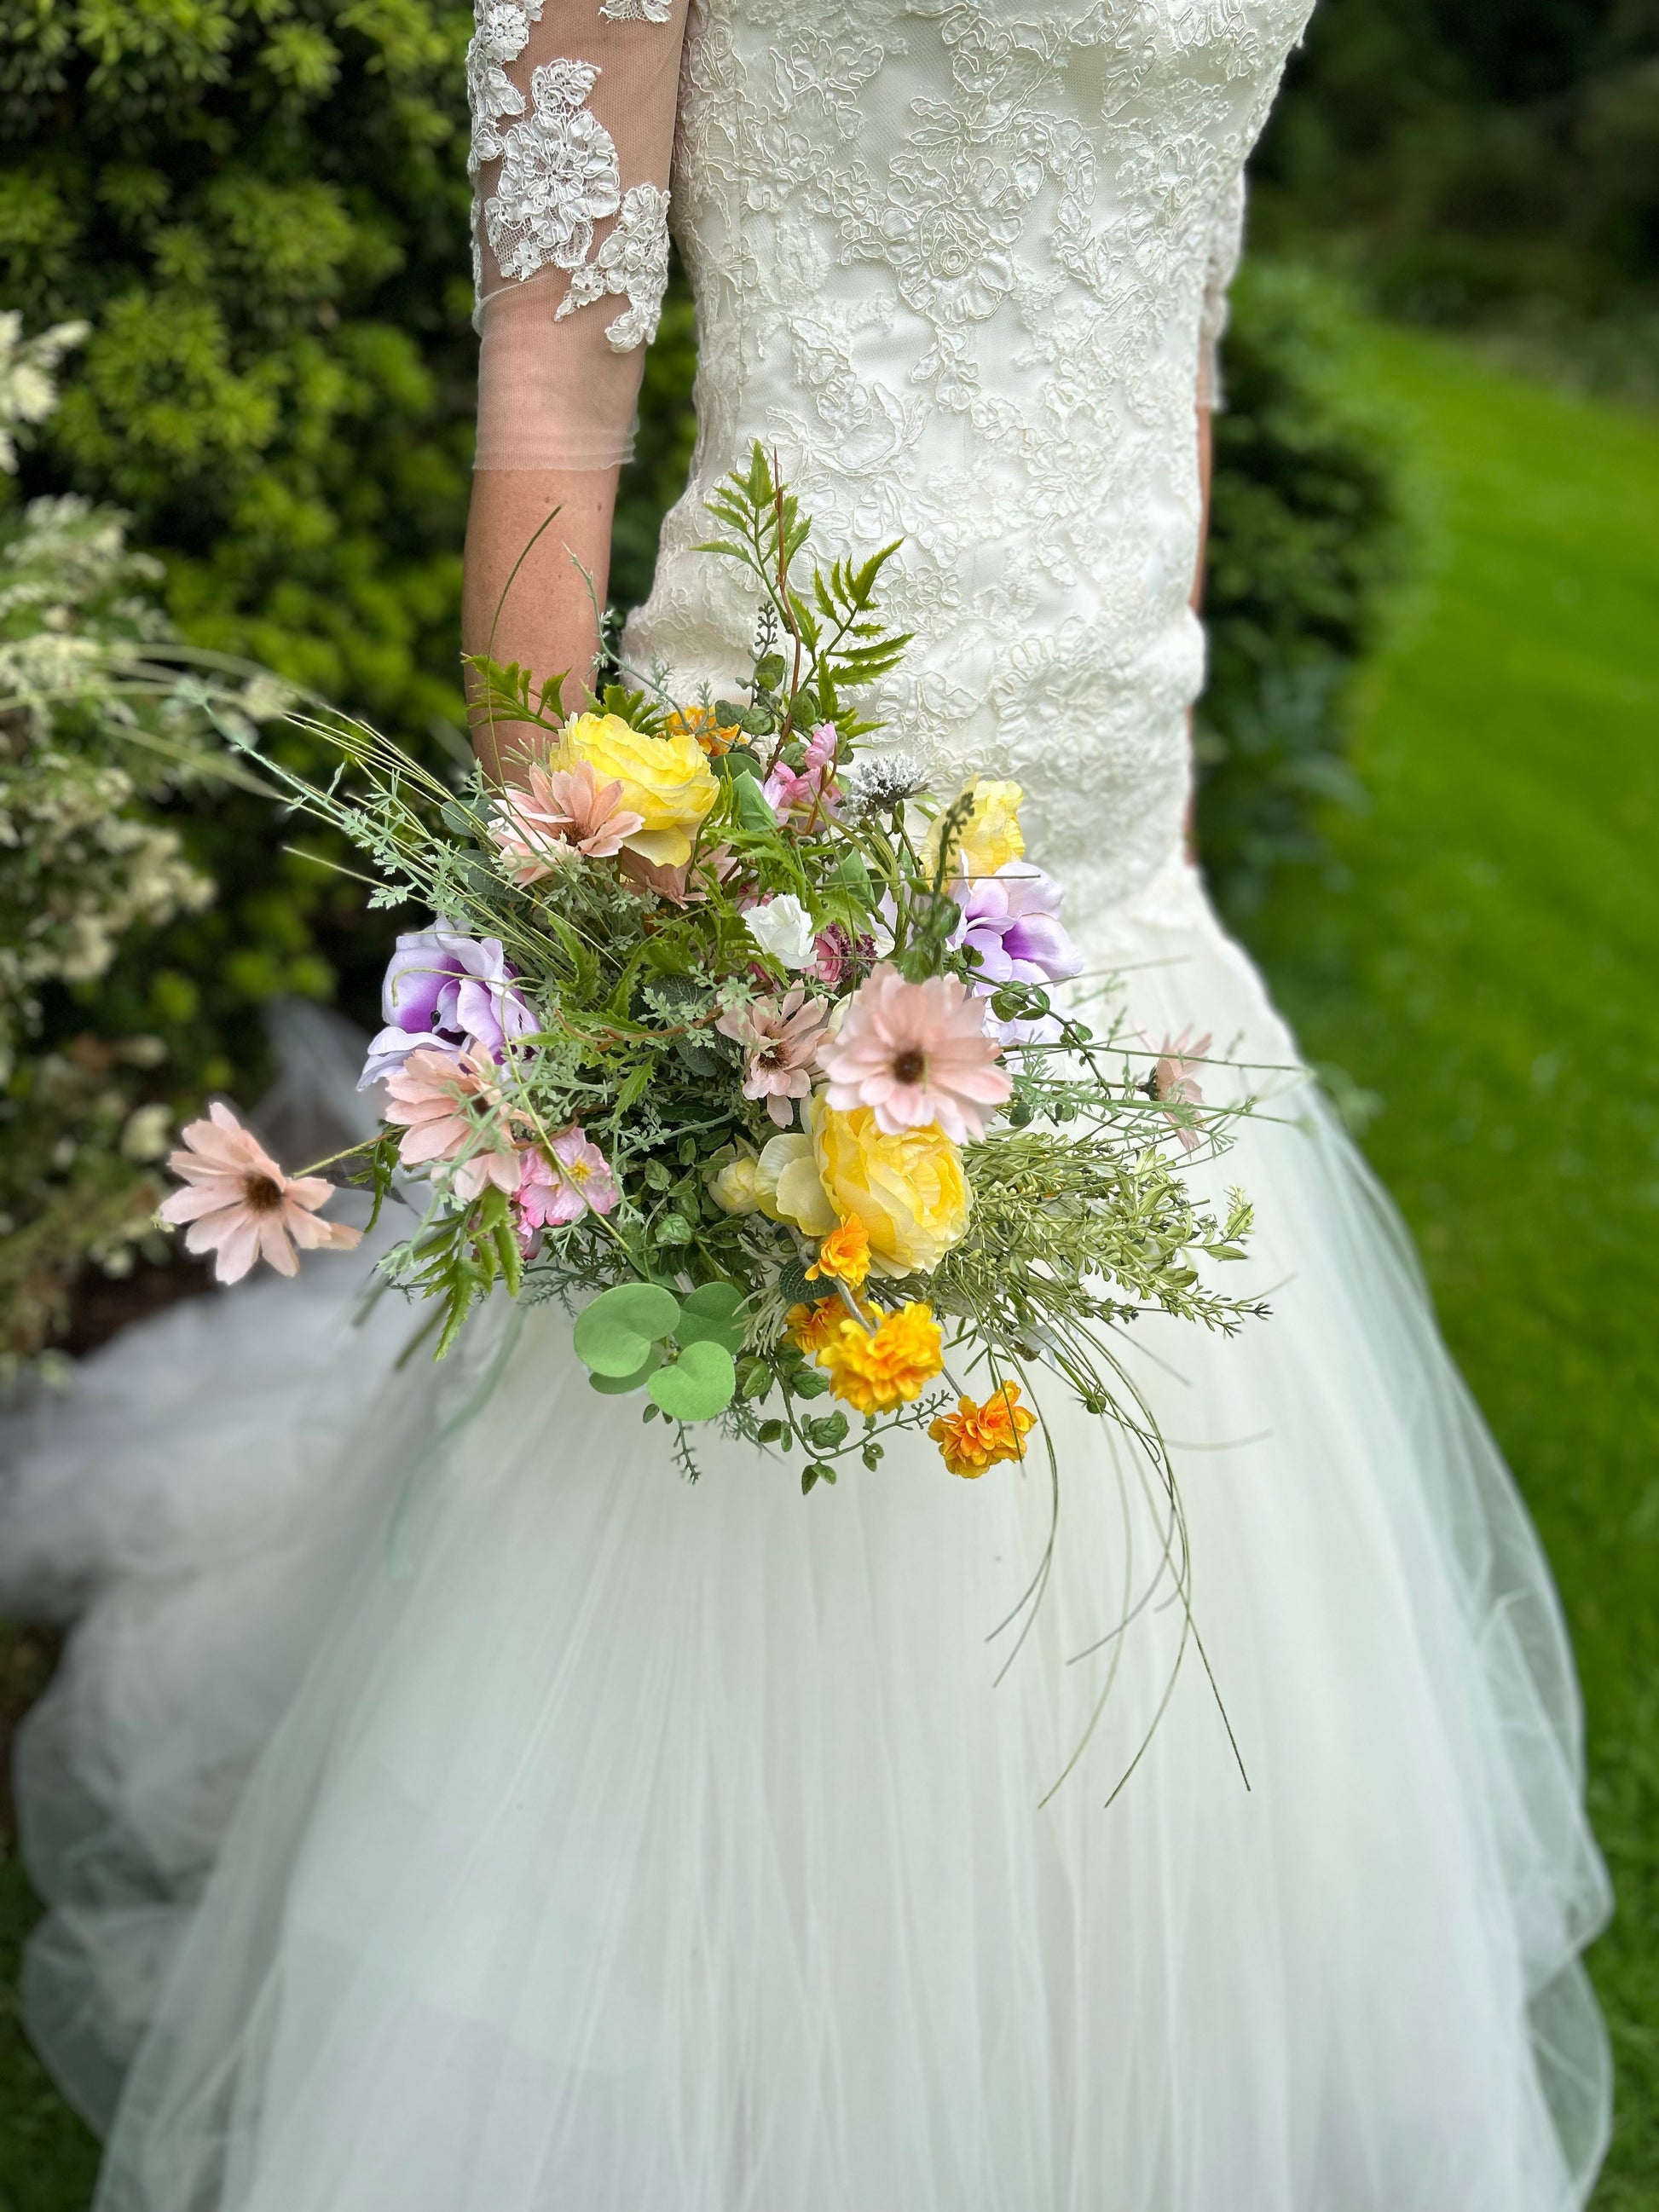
[1255,0,1659,360]
[2,0,479,1090]
[1195,261,1413,914]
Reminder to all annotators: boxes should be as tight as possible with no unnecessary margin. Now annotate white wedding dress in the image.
[0,0,1614,2205]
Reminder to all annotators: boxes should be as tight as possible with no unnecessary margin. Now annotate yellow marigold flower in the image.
[928,1383,1038,1479]
[806,1214,871,1289]
[925,777,1025,881]
[810,1095,969,1276]
[786,1295,847,1356]
[553,712,719,869]
[818,1301,944,1414]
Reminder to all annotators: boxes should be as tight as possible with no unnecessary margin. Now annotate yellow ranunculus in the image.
[757,1131,837,1235]
[553,712,718,869]
[706,1147,766,1216]
[703,1133,835,1233]
[925,777,1025,881]
[810,1095,970,1277]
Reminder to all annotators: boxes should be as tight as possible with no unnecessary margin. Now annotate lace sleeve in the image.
[1196,172,1246,413]
[471,0,688,471]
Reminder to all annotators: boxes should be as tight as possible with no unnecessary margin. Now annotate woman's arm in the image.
[461,0,689,784]
[464,466,619,786]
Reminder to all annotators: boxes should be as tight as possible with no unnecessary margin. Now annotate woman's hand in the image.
[463,465,621,787]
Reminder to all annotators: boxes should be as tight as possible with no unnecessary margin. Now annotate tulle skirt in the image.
[0,858,1611,2210]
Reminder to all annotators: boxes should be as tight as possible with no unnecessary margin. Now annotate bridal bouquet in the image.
[162,450,1263,1492]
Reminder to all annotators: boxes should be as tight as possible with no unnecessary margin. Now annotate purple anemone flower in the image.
[951,863,1083,1045]
[358,927,536,1090]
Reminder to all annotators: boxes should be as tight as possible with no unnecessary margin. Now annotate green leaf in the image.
[614,1055,656,1114]
[587,1346,664,1395]
[648,1340,737,1422]
[801,1461,836,1494]
[676,1279,747,1354]
[573,1282,682,1375]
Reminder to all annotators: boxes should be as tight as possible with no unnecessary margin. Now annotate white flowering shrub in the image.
[0,323,279,1372]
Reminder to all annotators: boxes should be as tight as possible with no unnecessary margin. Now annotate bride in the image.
[1,0,1614,2204]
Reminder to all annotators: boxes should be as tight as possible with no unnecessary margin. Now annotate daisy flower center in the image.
[241,1172,286,1216]
[892,1048,927,1084]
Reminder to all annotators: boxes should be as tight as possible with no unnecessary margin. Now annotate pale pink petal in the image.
[257,1216,300,1276]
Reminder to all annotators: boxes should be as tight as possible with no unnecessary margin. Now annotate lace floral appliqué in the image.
[556,182,672,351]
[486,60,621,285]
[598,0,673,20]
[467,0,545,173]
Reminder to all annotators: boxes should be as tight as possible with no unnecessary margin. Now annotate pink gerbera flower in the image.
[716,986,830,1127]
[158,1102,361,1284]
[517,1124,621,1229]
[1147,1028,1211,1152]
[817,964,1011,1141]
[382,1045,523,1198]
[490,759,644,884]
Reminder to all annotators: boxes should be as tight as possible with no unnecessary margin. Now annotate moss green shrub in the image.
[2,0,477,1082]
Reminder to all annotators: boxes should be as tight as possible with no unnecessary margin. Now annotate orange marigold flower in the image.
[786,1295,847,1356]
[928,1383,1038,1478]
[818,1301,943,1414]
[806,1214,871,1290]
[666,705,741,757]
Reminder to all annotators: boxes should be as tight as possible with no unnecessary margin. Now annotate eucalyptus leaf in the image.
[587,1347,664,1395]
[648,1340,737,1422]
[573,1283,681,1376]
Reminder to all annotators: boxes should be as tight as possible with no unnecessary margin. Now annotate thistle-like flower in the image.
[817,963,1011,1141]
[717,986,831,1126]
[157,1103,361,1284]
[839,749,928,817]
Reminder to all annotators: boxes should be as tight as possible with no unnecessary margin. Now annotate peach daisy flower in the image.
[716,986,830,1127]
[1147,1028,1211,1153]
[490,759,644,884]
[382,1045,523,1199]
[158,1103,361,1284]
[817,963,1011,1141]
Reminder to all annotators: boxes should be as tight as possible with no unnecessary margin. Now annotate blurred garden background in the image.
[2,0,1656,2202]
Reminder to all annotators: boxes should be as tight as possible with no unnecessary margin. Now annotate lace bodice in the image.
[471,0,1314,910]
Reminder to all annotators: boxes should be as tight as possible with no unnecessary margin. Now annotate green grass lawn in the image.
[2,326,1655,2206]
[1244,326,1659,2204]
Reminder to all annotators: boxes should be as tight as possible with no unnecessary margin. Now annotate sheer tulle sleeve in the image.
[469,0,689,471]
[1196,172,1246,412]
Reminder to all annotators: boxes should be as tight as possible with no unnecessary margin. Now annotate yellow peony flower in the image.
[818,1301,944,1413]
[928,1383,1038,1478]
[810,1095,969,1277]
[925,777,1025,881]
[553,712,719,869]
[806,1214,871,1290]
